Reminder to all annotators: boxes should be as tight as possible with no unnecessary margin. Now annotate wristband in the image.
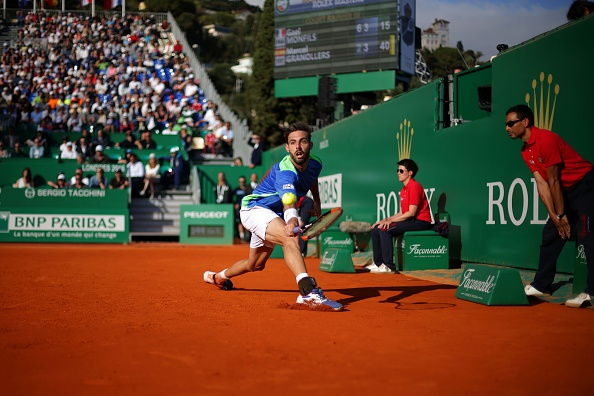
[284,208,299,223]
[556,213,565,220]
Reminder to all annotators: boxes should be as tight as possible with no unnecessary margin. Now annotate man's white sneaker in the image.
[371,264,396,274]
[296,288,343,311]
[524,284,547,297]
[565,293,592,308]
[365,263,380,271]
[203,270,233,290]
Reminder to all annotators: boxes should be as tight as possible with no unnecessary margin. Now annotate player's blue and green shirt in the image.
[242,154,322,216]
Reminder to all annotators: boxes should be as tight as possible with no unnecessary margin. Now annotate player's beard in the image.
[290,148,309,166]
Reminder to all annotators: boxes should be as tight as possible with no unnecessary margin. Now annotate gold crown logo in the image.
[525,72,560,130]
[396,119,414,160]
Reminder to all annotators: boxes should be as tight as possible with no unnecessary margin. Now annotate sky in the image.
[244,0,571,61]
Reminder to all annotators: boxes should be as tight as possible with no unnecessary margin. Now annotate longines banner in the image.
[0,188,129,243]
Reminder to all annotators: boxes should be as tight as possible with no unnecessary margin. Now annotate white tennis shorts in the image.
[240,206,278,249]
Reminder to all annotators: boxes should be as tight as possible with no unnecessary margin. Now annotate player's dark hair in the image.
[398,159,419,177]
[283,122,311,144]
[506,104,534,127]
[567,1,594,21]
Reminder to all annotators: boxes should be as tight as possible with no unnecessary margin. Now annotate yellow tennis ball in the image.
[282,193,296,205]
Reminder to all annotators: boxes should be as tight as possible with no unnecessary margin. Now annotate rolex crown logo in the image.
[525,72,560,131]
[397,119,414,160]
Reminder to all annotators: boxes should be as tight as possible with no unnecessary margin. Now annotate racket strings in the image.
[303,211,343,237]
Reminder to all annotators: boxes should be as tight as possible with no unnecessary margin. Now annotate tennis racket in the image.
[293,207,343,241]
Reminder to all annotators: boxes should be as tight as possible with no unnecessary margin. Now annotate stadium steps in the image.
[0,25,20,46]
[190,152,235,165]
[129,188,194,241]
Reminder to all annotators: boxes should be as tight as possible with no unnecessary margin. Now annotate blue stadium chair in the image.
[165,68,174,81]
[137,72,145,82]
[98,94,105,103]
[173,92,184,102]
[154,59,164,69]
[28,92,37,103]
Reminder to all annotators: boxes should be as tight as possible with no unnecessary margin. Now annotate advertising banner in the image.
[0,188,129,243]
[179,204,234,245]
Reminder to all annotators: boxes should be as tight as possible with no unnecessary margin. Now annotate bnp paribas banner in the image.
[0,188,129,243]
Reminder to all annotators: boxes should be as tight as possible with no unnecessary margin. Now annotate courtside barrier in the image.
[318,249,356,273]
[455,264,529,306]
[573,244,588,294]
[0,187,129,243]
[179,204,234,245]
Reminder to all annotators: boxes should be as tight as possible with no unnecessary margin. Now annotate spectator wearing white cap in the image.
[48,172,68,189]
[60,141,78,160]
[89,145,111,164]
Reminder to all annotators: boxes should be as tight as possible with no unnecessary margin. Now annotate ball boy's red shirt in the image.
[400,178,432,223]
[521,126,592,190]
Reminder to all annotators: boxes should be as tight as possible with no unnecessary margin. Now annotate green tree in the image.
[250,0,279,145]
[249,1,314,148]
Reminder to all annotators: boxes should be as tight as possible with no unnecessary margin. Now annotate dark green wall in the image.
[262,17,594,272]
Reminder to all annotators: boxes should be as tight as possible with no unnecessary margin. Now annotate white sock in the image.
[295,272,309,284]
[219,269,229,280]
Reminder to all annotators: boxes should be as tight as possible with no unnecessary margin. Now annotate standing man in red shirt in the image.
[506,104,594,308]
[368,159,433,274]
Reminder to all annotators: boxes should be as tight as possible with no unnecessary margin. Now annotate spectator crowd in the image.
[1,10,247,194]
[1,11,237,168]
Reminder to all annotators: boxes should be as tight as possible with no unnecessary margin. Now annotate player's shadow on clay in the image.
[330,284,458,309]
[229,284,457,310]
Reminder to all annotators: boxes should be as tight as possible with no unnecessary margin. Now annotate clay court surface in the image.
[1,243,593,395]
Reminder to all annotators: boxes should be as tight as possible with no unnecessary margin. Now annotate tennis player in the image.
[204,123,343,311]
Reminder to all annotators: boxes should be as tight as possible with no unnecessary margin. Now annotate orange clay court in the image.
[1,243,593,395]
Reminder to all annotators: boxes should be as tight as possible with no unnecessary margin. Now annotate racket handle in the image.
[293,226,302,234]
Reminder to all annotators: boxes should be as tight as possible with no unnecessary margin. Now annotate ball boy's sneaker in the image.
[524,284,548,297]
[365,263,380,271]
[565,293,592,308]
[370,263,397,274]
[203,271,233,290]
[296,288,343,311]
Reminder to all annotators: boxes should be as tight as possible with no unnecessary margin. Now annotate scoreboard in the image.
[274,0,402,80]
